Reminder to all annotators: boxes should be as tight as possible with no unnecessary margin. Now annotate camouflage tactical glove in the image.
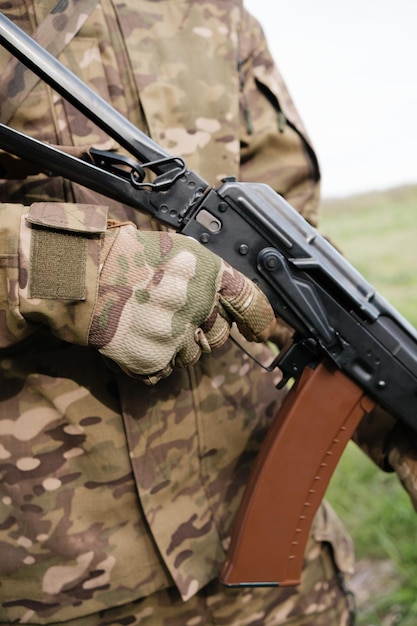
[15,203,276,384]
[354,407,417,511]
[387,423,417,511]
[89,221,276,383]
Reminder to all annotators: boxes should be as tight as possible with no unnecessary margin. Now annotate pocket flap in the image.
[26,202,108,234]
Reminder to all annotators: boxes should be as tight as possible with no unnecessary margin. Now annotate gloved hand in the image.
[354,406,417,511]
[10,202,278,383]
[88,223,276,383]
[16,203,276,384]
[387,423,417,511]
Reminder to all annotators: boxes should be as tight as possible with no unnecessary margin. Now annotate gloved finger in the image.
[176,313,231,369]
[141,316,231,382]
[199,306,231,351]
[268,317,294,349]
[217,262,276,342]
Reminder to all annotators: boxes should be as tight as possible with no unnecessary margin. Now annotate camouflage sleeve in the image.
[17,201,108,345]
[238,9,321,225]
[0,201,107,346]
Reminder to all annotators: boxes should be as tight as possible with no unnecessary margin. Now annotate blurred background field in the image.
[321,184,417,625]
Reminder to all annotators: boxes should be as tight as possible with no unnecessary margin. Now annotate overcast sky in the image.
[243,0,417,198]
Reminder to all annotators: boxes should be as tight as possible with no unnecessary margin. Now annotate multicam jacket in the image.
[0,1,354,623]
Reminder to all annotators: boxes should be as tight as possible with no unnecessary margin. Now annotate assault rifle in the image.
[1,13,416,588]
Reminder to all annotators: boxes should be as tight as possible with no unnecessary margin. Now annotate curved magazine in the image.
[221,360,375,587]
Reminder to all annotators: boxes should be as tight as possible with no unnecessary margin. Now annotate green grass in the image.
[321,185,417,325]
[321,184,417,625]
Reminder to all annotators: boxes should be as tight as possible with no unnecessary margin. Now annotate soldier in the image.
[0,1,415,625]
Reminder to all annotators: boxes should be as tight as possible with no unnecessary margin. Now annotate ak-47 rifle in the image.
[0,13,416,588]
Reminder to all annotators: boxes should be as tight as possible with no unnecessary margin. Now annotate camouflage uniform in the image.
[0,1,356,624]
